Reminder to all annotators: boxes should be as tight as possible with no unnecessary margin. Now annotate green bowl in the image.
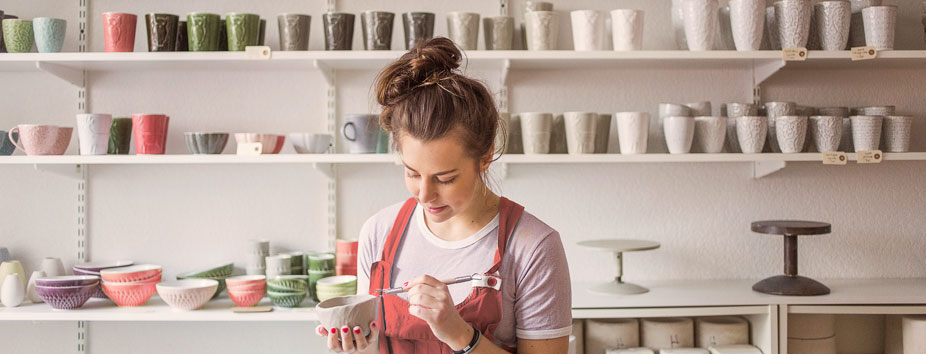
[316,275,357,288]
[267,275,308,292]
[178,263,234,278]
[268,291,307,308]
[308,253,335,271]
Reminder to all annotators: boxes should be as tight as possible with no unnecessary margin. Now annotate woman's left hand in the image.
[406,275,475,350]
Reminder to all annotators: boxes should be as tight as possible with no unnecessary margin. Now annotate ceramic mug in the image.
[278,14,310,51]
[361,11,393,50]
[483,16,513,50]
[108,117,133,154]
[76,114,113,155]
[145,13,178,52]
[33,17,66,53]
[8,125,73,155]
[775,115,808,153]
[131,114,169,155]
[563,112,598,154]
[520,112,553,154]
[225,13,260,51]
[616,112,650,154]
[342,114,381,154]
[571,10,607,51]
[446,12,479,50]
[186,12,220,51]
[736,116,768,153]
[402,12,435,50]
[0,130,18,156]
[323,12,355,50]
[729,0,766,51]
[2,19,33,53]
[611,9,645,51]
[102,13,137,52]
[524,11,558,50]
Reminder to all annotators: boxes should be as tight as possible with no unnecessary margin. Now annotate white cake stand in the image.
[577,239,661,295]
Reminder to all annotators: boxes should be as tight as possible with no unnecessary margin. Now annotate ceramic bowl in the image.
[102,281,158,306]
[267,275,309,293]
[267,290,307,307]
[177,263,233,278]
[73,260,134,273]
[316,275,357,288]
[156,279,219,311]
[228,283,266,307]
[35,275,100,287]
[184,132,229,154]
[234,133,285,154]
[316,294,379,336]
[35,283,98,309]
[289,133,333,154]
[225,275,266,289]
[100,264,162,283]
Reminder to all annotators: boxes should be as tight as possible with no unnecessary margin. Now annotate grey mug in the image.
[342,114,381,154]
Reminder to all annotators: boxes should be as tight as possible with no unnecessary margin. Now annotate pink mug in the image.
[102,12,137,52]
[8,125,74,156]
[131,114,169,154]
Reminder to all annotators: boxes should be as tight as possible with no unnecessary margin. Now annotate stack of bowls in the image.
[72,260,134,298]
[335,240,358,276]
[156,279,219,311]
[316,275,358,302]
[34,275,100,309]
[176,263,233,298]
[267,275,308,308]
[226,275,267,307]
[308,252,335,302]
[100,264,162,307]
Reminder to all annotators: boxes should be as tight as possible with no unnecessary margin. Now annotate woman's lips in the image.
[426,205,448,214]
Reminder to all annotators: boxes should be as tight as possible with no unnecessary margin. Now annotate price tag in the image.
[782,47,808,61]
[245,46,272,60]
[233,306,273,313]
[856,150,883,164]
[237,142,263,155]
[822,151,848,165]
[850,46,877,61]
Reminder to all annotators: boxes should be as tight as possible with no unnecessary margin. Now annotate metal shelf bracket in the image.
[753,160,787,179]
[314,60,335,87]
[754,59,786,86]
[312,162,335,180]
[33,164,85,180]
[36,62,85,88]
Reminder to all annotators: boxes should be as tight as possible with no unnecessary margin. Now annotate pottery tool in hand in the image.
[376,274,483,296]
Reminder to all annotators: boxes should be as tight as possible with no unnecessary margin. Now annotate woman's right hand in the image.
[316,321,379,353]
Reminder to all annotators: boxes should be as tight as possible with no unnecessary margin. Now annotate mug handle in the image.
[8,127,24,152]
[342,122,357,142]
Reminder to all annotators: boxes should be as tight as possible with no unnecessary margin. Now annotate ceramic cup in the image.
[685,101,712,117]
[664,116,696,154]
[323,12,355,50]
[550,115,568,154]
[724,117,741,153]
[132,114,169,155]
[184,132,229,154]
[278,14,310,51]
[483,16,514,50]
[859,105,895,116]
[659,104,691,151]
[2,19,33,53]
[8,125,73,155]
[814,1,851,51]
[671,0,688,49]
[641,317,695,350]
[775,115,808,153]
[265,255,292,277]
[571,10,607,51]
[176,20,188,51]
[446,12,479,50]
[839,117,854,152]
[727,103,757,118]
[818,106,849,117]
[849,0,882,48]
[33,17,66,53]
[850,115,883,151]
[695,317,749,348]
[775,0,812,49]
[683,0,719,51]
[611,9,645,51]
[520,112,553,154]
[289,133,332,154]
[225,13,260,51]
[342,114,381,154]
[76,114,113,155]
[108,117,132,154]
[506,114,523,154]
[729,0,765,51]
[809,116,843,152]
[694,117,727,153]
[0,130,18,156]
[882,115,912,152]
[586,319,640,352]
[402,12,435,50]
[145,13,178,52]
[616,112,650,154]
[594,114,612,154]
[361,11,394,50]
[763,101,797,153]
[521,1,554,50]
[765,6,781,49]
[862,6,897,50]
[563,112,598,154]
[102,13,136,52]
[524,11,558,50]
[736,116,768,153]
[187,13,220,51]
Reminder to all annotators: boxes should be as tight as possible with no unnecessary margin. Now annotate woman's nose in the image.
[418,180,436,203]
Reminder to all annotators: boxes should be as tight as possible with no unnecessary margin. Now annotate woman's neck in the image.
[424,190,501,242]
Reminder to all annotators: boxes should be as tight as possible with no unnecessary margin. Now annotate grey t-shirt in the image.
[357,201,573,348]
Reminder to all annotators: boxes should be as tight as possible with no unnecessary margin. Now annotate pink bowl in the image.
[102,282,158,306]
[228,287,266,307]
[100,264,162,283]
[234,133,285,154]
[226,275,266,287]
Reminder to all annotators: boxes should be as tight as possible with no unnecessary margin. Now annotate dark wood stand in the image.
[751,220,832,296]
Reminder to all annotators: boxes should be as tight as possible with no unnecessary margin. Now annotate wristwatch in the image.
[452,325,481,354]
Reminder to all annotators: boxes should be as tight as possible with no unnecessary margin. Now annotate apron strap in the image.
[488,197,524,275]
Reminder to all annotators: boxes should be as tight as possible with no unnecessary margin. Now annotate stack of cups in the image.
[265,254,292,277]
[308,253,336,302]
[246,239,270,275]
[336,240,359,276]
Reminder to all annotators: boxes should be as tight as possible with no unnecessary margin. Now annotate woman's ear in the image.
[479,150,493,173]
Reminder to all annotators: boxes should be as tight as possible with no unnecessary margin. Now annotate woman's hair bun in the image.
[376,37,462,108]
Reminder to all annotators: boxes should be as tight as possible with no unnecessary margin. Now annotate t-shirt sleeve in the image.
[355,215,379,296]
[514,230,573,340]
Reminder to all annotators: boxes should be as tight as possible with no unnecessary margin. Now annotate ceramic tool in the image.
[375,274,483,296]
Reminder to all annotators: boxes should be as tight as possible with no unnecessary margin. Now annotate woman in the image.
[317,38,572,354]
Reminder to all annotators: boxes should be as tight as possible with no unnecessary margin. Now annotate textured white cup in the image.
[862,6,897,50]
[446,12,480,50]
[775,115,808,153]
[657,103,691,154]
[525,11,558,50]
[850,115,883,151]
[764,101,797,153]
[483,16,514,50]
[563,112,598,154]
[616,112,650,154]
[641,317,695,350]
[849,0,883,48]
[76,113,113,155]
[726,103,757,118]
[586,319,640,353]
[571,10,607,51]
[814,1,851,51]
[775,0,812,49]
[520,112,553,154]
[695,316,749,348]
[882,115,912,152]
[809,116,843,152]
[694,116,727,153]
[664,116,696,154]
[683,0,719,51]
[729,0,765,50]
[611,9,644,51]
[736,116,768,153]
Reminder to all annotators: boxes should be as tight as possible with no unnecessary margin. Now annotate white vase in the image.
[41,257,66,277]
[26,270,46,303]
[1,273,25,307]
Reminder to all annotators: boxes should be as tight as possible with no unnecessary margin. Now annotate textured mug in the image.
[814,1,851,51]
[8,125,73,155]
[33,17,66,53]
[225,13,260,51]
[145,13,178,52]
[775,0,812,49]
[108,117,133,154]
[402,12,435,50]
[323,13,355,50]
[729,0,765,51]
[736,116,768,153]
[694,116,727,153]
[848,0,882,48]
[447,12,479,50]
[809,115,843,152]
[775,115,808,153]
[76,114,113,155]
[132,114,170,155]
[342,114,380,154]
[186,13,220,51]
[611,9,644,51]
[682,0,719,51]
[102,13,136,52]
[483,16,513,50]
[850,115,883,151]
[763,101,797,153]
[278,14,310,51]
[571,10,607,51]
[361,11,394,50]
[862,6,897,50]
[524,11,558,50]
[2,19,33,53]
[520,112,553,154]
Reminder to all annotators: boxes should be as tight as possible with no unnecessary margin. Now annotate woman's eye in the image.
[437,177,456,185]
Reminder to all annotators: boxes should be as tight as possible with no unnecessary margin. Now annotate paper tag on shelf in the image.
[850,46,877,61]
[233,306,273,313]
[245,46,272,60]
[237,143,263,155]
[822,151,848,165]
[856,150,883,164]
[782,48,808,61]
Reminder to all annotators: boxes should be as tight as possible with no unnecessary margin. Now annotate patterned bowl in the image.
[73,260,133,273]
[228,287,266,307]
[267,290,306,308]
[35,283,98,310]
[156,279,218,311]
[177,263,234,278]
[100,264,162,283]
[35,275,100,287]
[234,133,285,154]
[102,281,158,306]
[184,132,229,154]
[267,275,309,293]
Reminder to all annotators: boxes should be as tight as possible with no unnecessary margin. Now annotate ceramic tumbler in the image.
[616,112,650,154]
[76,114,112,155]
[483,16,514,50]
[571,10,607,51]
[187,13,220,51]
[8,125,73,155]
[695,316,749,347]
[525,11,558,50]
[0,130,17,156]
[447,12,479,50]
[1,273,24,307]
[765,6,781,49]
[521,1,554,50]
[265,255,292,277]
[33,17,66,53]
[2,19,33,53]
[520,113,553,154]
[278,14,310,51]
[102,13,136,52]
[176,20,188,51]
[862,6,897,50]
[763,101,797,152]
[641,317,695,350]
[402,12,435,50]
[882,115,912,152]
[736,116,768,153]
[323,12,355,50]
[132,114,169,155]
[683,0,719,51]
[903,315,926,353]
[586,319,640,353]
[145,13,178,52]
[850,115,882,151]
[809,116,843,152]
[506,114,523,154]
[0,260,26,290]
[849,0,882,48]
[724,117,741,153]
[108,117,133,154]
[716,6,737,50]
[342,114,381,154]
[550,115,568,154]
[361,11,394,50]
[814,1,851,51]
[726,103,757,118]
[694,117,726,153]
[664,117,696,154]
[671,0,688,50]
[611,9,645,51]
[859,105,894,116]
[563,112,598,154]
[775,0,812,49]
[729,0,765,51]
[225,13,260,51]
[839,117,854,152]
[775,115,807,153]
[308,253,335,272]
[594,114,612,153]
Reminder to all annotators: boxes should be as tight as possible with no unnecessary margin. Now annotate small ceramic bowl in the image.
[100,264,162,283]
[156,279,219,311]
[234,133,285,154]
[227,277,267,308]
[184,132,229,154]
[35,283,98,309]
[267,290,306,308]
[316,294,378,336]
[73,260,134,273]
[35,275,100,287]
[177,263,234,278]
[268,275,309,293]
[288,133,333,154]
[102,281,158,306]
[226,275,266,288]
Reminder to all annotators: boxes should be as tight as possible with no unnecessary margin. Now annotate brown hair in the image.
[374,37,502,163]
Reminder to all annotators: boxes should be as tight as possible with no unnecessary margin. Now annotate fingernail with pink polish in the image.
[342,327,349,333]
[354,328,362,334]
[403,281,408,286]
[371,322,377,328]
[331,328,338,334]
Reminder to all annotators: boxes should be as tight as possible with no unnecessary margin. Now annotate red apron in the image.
[369,197,524,354]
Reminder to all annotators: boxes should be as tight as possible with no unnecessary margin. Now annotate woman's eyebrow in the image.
[401,162,458,176]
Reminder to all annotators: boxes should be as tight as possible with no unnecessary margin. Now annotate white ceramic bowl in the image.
[156,279,219,311]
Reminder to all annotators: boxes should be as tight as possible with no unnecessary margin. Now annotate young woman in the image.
[317,37,572,354]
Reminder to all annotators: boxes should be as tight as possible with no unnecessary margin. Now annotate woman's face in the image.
[399,132,489,224]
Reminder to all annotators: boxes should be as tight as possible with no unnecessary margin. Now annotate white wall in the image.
[1,0,925,353]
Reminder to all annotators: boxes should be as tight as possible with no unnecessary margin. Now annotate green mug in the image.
[2,19,34,53]
[225,13,259,51]
[187,12,220,51]
[108,117,133,154]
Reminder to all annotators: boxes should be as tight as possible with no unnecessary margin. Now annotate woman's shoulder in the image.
[508,209,562,254]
